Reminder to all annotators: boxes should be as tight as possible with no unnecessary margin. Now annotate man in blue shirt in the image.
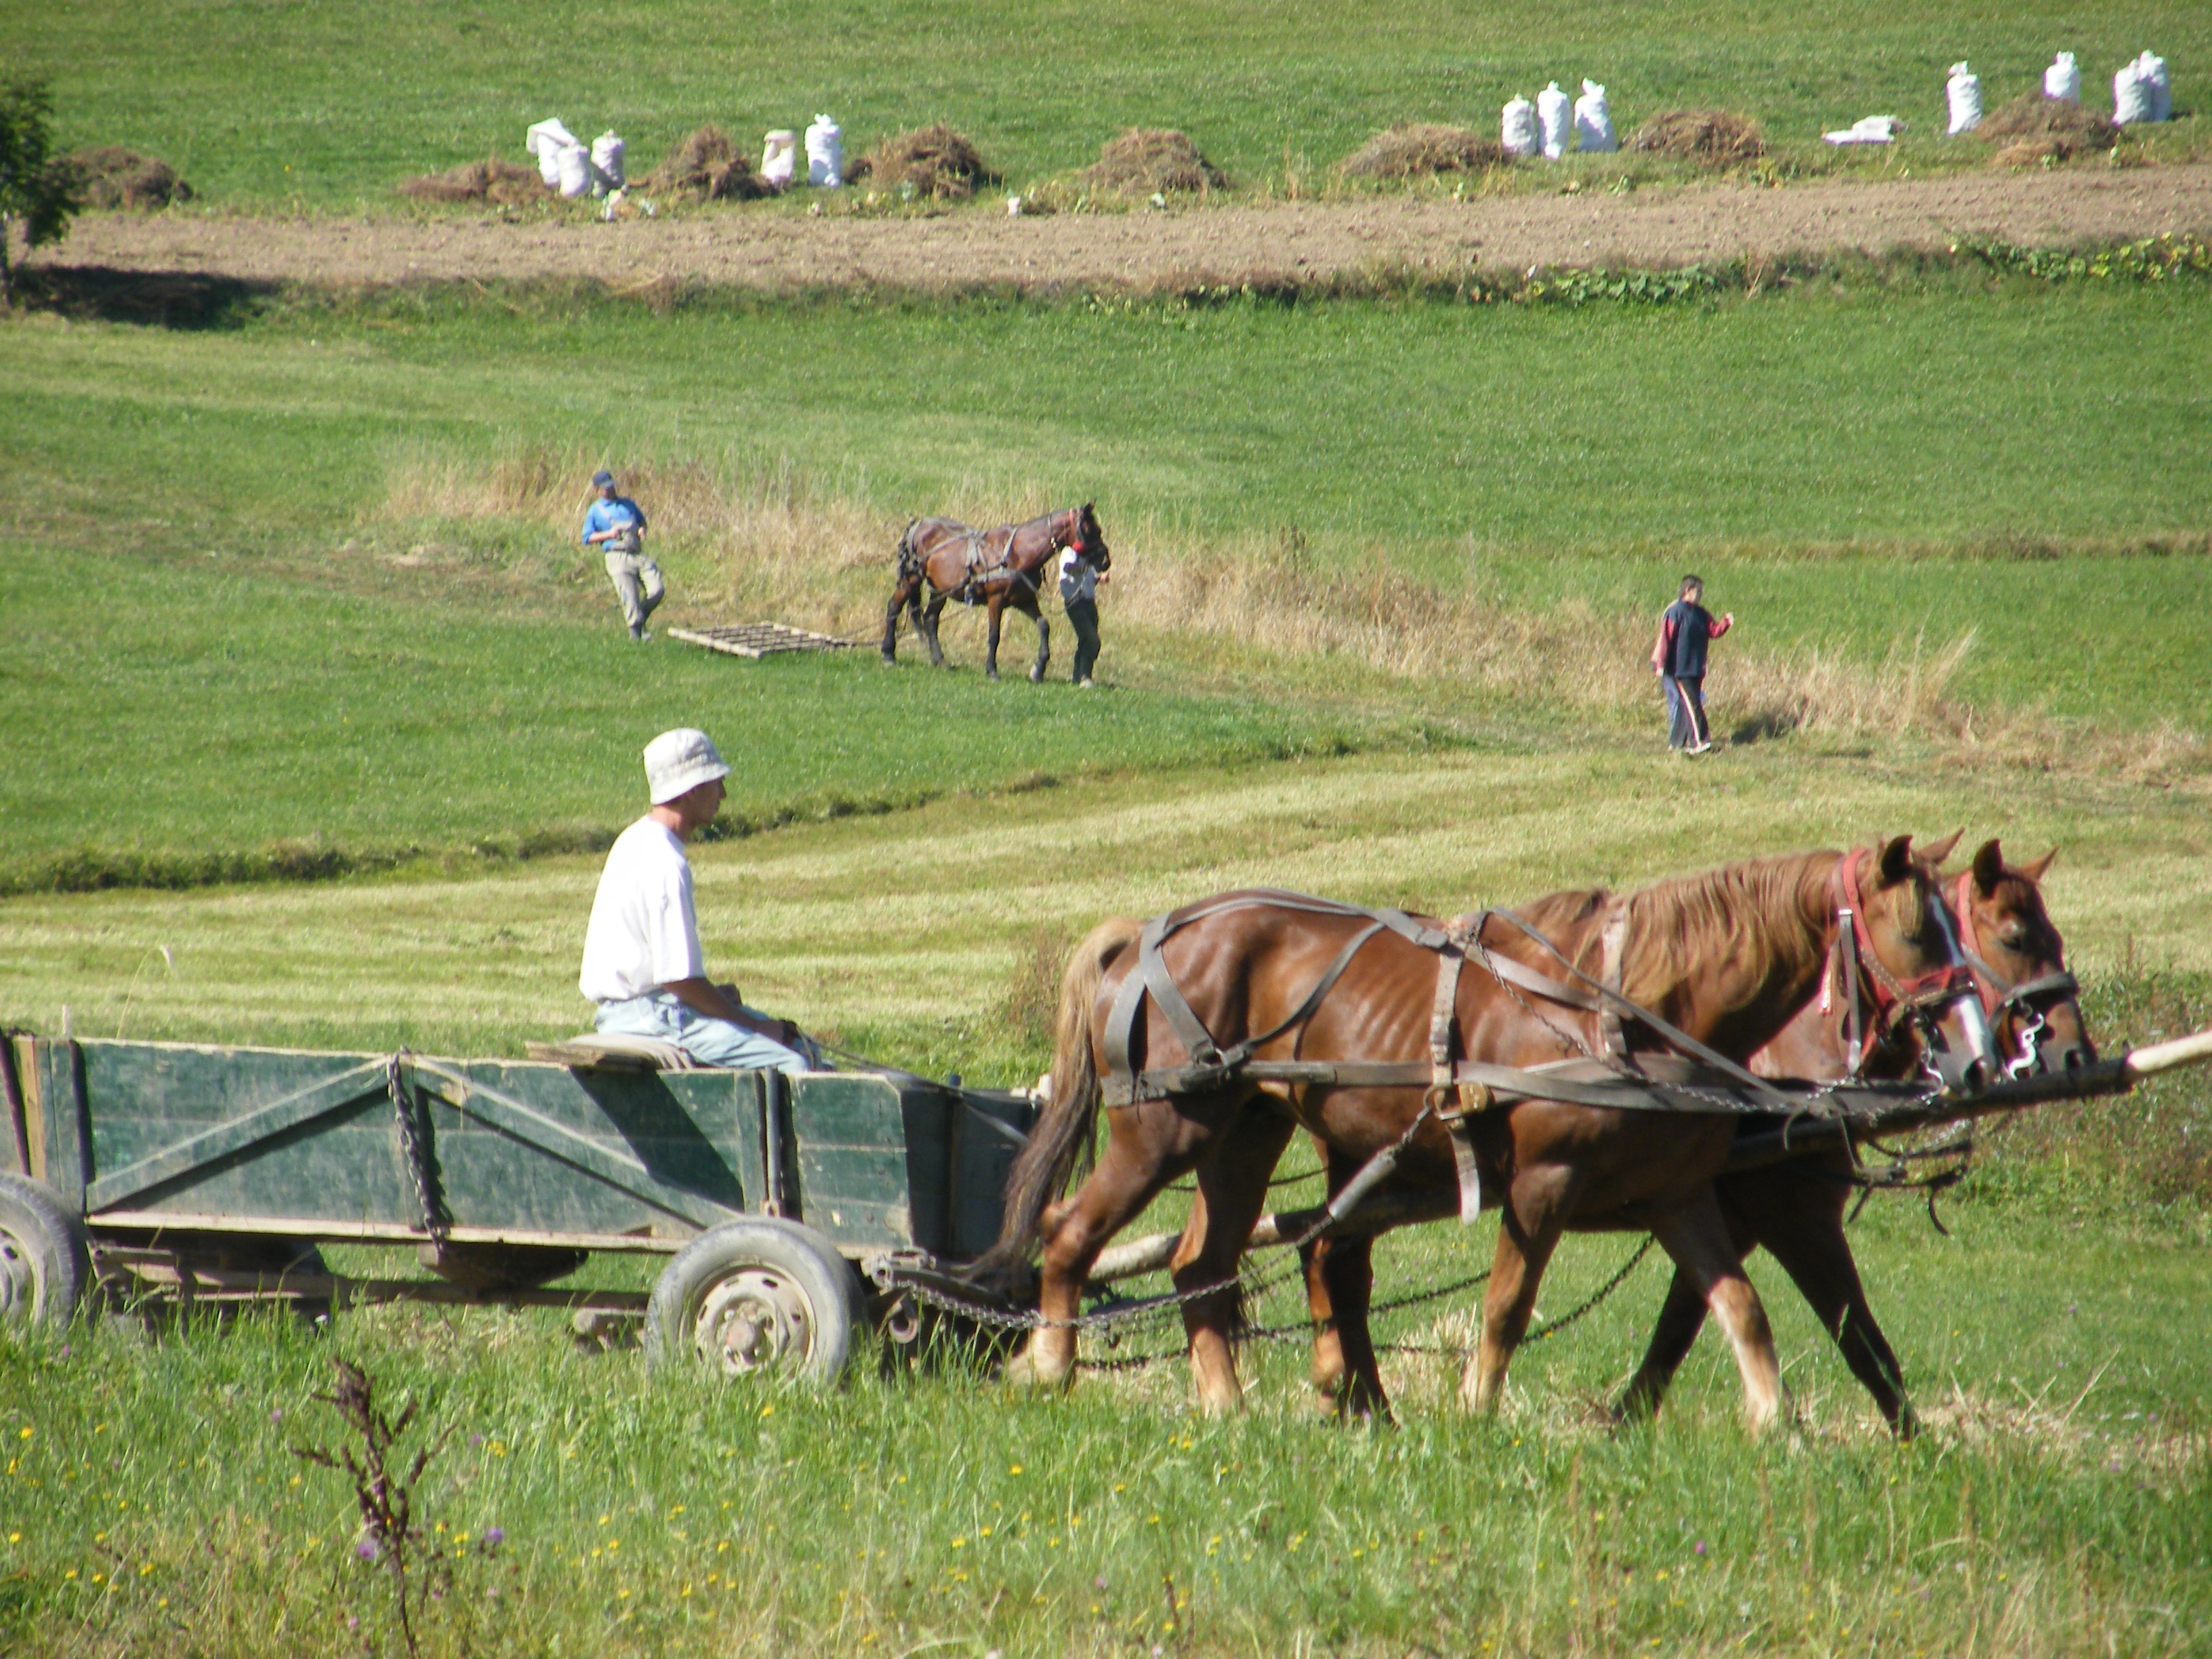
[582,469,662,640]
[1650,575,1734,754]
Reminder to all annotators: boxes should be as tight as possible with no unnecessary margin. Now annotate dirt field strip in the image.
[38,165,2212,293]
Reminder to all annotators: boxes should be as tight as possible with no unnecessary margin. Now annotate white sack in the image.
[554,142,592,198]
[762,130,796,188]
[1824,115,1901,145]
[591,132,626,192]
[1537,81,1571,159]
[1946,62,1982,135]
[2114,60,2152,124]
[2139,52,2171,122]
[1501,96,1538,157]
[1573,79,1617,152]
[804,114,843,188]
[526,118,579,158]
[2044,52,2080,102]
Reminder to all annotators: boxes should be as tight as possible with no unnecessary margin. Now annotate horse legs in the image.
[983,594,1005,680]
[1614,1189,1762,1425]
[880,575,918,663]
[919,593,949,668]
[1172,1106,1295,1414]
[1648,1185,1790,1436]
[1756,1192,1917,1437]
[1462,1165,1578,1414]
[1026,596,1050,684]
[1004,1097,1218,1392]
[1314,1231,1391,1421]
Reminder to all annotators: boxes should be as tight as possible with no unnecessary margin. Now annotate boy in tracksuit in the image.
[1651,576,1733,754]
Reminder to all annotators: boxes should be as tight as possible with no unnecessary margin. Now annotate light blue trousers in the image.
[594,992,822,1078]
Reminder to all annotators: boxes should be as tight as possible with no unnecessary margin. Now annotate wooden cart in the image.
[0,1035,1033,1382]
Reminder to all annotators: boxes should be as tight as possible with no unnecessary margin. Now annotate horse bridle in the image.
[1820,850,1992,1089]
[1949,871,2083,1080]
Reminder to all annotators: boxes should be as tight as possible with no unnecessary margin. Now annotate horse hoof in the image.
[1029,669,1046,684]
[1001,1353,1071,1393]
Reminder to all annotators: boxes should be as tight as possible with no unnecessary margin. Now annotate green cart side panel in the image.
[62,1041,759,1242]
[947,1090,1034,1261]
[437,1062,760,1236]
[788,1074,918,1250]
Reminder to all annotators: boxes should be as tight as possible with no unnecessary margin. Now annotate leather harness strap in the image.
[1949,871,2078,1021]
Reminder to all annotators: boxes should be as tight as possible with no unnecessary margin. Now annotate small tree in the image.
[0,79,81,306]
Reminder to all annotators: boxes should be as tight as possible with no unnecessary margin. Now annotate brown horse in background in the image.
[985,838,1996,1429]
[880,504,1109,680]
[1613,838,2092,1435]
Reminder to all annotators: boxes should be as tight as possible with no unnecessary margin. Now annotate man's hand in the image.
[664,977,803,1048]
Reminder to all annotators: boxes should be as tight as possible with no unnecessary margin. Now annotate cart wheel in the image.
[644,1218,863,1387]
[0,1173,90,1329]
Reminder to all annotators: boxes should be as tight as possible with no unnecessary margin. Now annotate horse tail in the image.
[895,519,924,582]
[972,915,1142,1278]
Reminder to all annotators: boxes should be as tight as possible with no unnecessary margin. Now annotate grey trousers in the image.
[605,549,664,635]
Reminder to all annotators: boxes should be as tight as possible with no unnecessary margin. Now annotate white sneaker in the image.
[1687,740,1712,755]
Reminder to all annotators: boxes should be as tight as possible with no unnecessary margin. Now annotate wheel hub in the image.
[693,1268,814,1376]
[0,1232,39,1322]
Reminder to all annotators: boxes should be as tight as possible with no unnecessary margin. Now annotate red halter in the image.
[1818,849,1977,1074]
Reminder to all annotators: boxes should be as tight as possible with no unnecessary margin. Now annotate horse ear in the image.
[1971,838,2007,897]
[1921,827,1964,868]
[1877,834,1915,886]
[2018,846,2058,884]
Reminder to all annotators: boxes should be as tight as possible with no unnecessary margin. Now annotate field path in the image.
[39,164,2212,292]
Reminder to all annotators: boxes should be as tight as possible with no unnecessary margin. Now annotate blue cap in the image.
[592,470,616,489]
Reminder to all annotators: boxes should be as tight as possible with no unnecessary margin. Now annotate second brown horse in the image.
[984,838,1996,1431]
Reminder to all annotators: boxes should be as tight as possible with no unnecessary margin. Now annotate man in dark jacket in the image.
[1650,576,1734,754]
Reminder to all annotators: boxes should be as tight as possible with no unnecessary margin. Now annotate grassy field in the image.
[3,276,2210,892]
[2,0,2206,205]
[3,750,2209,1657]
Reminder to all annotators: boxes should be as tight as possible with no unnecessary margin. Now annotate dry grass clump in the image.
[1626,110,1766,165]
[642,125,777,201]
[851,124,995,200]
[1340,124,1510,180]
[1977,94,2119,166]
[66,146,193,209]
[1080,129,1227,195]
[396,157,546,205]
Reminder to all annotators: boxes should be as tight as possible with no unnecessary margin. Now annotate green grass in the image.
[1,1172,2205,1657]
[3,0,2207,205]
[3,279,2209,888]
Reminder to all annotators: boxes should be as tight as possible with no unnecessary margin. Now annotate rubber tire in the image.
[644,1217,863,1387]
[0,1172,91,1329]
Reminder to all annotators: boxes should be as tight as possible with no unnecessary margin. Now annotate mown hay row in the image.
[1626,110,1765,165]
[396,157,546,205]
[851,124,995,200]
[1080,129,1226,195]
[1340,124,1509,180]
[67,146,193,209]
[1977,94,2119,167]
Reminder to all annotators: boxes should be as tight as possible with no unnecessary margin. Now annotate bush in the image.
[0,78,81,303]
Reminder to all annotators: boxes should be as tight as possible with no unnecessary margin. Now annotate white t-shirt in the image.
[1057,546,1097,605]
[578,817,703,1003]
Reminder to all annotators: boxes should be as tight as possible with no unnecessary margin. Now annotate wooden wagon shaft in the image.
[1082,1027,2212,1286]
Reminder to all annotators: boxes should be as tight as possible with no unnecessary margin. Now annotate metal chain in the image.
[386,1053,449,1243]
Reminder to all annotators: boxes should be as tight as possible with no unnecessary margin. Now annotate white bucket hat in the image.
[644,729,731,804]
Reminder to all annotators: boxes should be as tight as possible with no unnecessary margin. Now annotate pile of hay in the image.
[851,123,994,200]
[1625,110,1766,165]
[642,125,776,201]
[66,147,193,209]
[1975,94,2119,165]
[396,157,546,205]
[1079,128,1227,195]
[1340,123,1509,180]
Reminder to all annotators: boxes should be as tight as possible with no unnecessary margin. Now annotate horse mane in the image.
[1512,849,1839,1010]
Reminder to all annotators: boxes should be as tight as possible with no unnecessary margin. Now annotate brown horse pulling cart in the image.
[980,841,2212,1429]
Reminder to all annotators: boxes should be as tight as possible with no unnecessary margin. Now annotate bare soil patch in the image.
[34,165,2212,295]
